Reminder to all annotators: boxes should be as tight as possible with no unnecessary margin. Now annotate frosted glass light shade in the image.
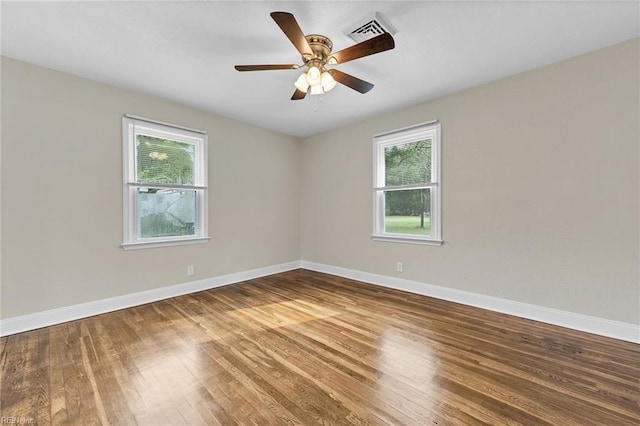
[306,66,321,85]
[294,73,309,93]
[321,71,337,92]
[310,85,324,95]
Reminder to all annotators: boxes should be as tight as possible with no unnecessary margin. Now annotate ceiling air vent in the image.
[346,12,397,43]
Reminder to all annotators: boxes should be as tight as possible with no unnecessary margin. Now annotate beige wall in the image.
[1,57,300,319]
[301,39,640,324]
[2,39,638,326]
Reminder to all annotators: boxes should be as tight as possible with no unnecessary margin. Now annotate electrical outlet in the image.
[396,262,404,273]
[187,265,195,276]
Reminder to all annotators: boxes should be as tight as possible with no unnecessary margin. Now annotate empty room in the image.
[1,1,639,425]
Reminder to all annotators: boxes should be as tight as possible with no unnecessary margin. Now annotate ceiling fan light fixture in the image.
[294,73,310,93]
[321,71,337,92]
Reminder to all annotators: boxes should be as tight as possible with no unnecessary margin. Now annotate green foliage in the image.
[385,189,430,216]
[384,139,431,186]
[384,139,431,221]
[135,136,197,238]
[136,135,195,185]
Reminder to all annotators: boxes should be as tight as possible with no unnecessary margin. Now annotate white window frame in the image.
[372,120,442,246]
[122,115,209,250]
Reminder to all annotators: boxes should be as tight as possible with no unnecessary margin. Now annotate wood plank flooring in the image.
[1,269,639,425]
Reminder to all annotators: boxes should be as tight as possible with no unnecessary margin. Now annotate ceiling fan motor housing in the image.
[304,34,333,63]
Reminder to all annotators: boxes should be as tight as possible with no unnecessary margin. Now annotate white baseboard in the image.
[300,261,640,344]
[0,261,301,337]
[3,260,638,344]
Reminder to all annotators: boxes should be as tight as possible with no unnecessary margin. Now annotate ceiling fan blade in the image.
[235,64,298,71]
[291,88,307,100]
[270,12,313,57]
[329,70,374,93]
[330,33,395,64]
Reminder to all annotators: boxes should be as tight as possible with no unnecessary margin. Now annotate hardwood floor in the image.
[1,269,639,425]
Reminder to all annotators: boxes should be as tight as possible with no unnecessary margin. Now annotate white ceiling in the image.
[2,1,638,138]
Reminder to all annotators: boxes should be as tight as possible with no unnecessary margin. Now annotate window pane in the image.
[384,139,432,186]
[137,188,197,238]
[136,135,195,185]
[384,188,431,235]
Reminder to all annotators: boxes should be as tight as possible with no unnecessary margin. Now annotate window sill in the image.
[121,236,210,250]
[372,235,443,246]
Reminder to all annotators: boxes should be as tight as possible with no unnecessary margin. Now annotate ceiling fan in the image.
[235,12,395,100]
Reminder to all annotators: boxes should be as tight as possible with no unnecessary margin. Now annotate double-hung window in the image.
[373,121,442,245]
[122,116,209,249]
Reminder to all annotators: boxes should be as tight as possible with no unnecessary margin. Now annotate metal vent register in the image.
[346,12,397,43]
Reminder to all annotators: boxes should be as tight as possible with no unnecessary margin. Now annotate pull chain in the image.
[313,96,324,113]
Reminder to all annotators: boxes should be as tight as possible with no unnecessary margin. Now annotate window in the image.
[373,121,442,245]
[122,116,209,249]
